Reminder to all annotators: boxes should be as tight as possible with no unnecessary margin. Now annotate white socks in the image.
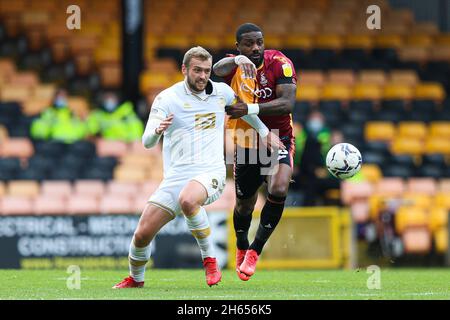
[128,238,151,282]
[184,206,215,259]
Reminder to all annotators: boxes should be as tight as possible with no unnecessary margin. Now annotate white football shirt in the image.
[149,80,235,177]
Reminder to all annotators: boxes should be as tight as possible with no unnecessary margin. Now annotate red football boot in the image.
[236,249,250,281]
[203,257,222,287]
[112,276,144,289]
[239,249,259,278]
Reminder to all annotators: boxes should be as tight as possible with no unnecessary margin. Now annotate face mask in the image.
[104,99,118,112]
[54,97,67,108]
[307,119,324,133]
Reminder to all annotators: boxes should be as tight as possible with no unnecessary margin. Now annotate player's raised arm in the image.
[213,55,257,79]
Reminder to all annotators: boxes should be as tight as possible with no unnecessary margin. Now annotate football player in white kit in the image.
[113,46,284,288]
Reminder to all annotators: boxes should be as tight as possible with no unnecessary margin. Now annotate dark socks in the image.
[233,208,253,250]
[249,193,285,255]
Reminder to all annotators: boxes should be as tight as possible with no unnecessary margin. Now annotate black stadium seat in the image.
[383,164,414,179]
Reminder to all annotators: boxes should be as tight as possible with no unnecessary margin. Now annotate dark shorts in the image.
[233,136,295,199]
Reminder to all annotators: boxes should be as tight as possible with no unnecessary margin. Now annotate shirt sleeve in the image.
[142,93,170,148]
[223,84,238,105]
[272,55,297,86]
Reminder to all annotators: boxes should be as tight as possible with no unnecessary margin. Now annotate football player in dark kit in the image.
[213,23,297,281]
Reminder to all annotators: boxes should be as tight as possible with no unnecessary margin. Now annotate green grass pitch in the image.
[0,269,449,300]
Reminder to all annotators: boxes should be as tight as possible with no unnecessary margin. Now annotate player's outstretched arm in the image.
[142,113,174,149]
[213,56,256,78]
[225,83,297,118]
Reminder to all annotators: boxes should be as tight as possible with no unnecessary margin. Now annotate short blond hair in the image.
[183,46,212,68]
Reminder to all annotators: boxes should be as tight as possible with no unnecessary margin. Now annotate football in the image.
[326,143,362,179]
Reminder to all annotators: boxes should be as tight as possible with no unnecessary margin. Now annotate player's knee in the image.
[179,196,199,216]
[236,200,255,216]
[133,231,150,248]
[269,183,289,198]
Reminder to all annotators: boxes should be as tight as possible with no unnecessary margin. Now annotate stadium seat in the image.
[429,122,450,138]
[296,84,320,101]
[67,195,100,215]
[352,84,382,101]
[416,164,444,179]
[406,178,437,195]
[66,140,96,159]
[96,139,128,158]
[424,137,450,154]
[414,83,446,101]
[362,150,388,167]
[114,165,149,183]
[34,141,67,159]
[438,179,450,193]
[359,70,387,85]
[401,193,433,208]
[73,180,106,199]
[434,192,450,209]
[49,167,81,181]
[0,157,21,180]
[389,70,419,86]
[34,195,67,215]
[0,138,34,158]
[41,181,73,199]
[99,194,134,214]
[341,181,373,205]
[7,180,39,198]
[374,178,406,196]
[402,228,432,254]
[321,84,352,101]
[0,196,34,215]
[395,206,428,234]
[429,208,448,233]
[106,181,140,197]
[365,121,395,141]
[360,164,383,183]
[391,138,424,155]
[397,122,428,140]
[389,154,416,169]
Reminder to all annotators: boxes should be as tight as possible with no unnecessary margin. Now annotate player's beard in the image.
[186,75,207,93]
[249,53,263,68]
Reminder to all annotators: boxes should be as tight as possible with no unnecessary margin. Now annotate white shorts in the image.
[148,170,226,217]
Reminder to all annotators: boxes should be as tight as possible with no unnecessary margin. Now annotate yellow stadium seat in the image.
[67,97,89,119]
[315,34,343,49]
[7,181,40,198]
[397,122,428,140]
[160,34,192,48]
[389,70,419,86]
[375,35,404,48]
[434,228,448,253]
[383,83,413,100]
[290,24,319,36]
[391,137,424,155]
[0,138,34,158]
[22,98,51,116]
[296,84,320,101]
[0,181,5,197]
[360,164,383,183]
[284,35,313,49]
[33,84,56,100]
[410,22,439,35]
[352,84,382,100]
[365,121,396,141]
[405,35,433,47]
[414,83,446,100]
[140,72,172,93]
[344,35,373,49]
[429,208,448,233]
[434,192,450,209]
[424,137,450,154]
[401,193,433,208]
[429,122,450,138]
[321,84,351,100]
[0,125,8,142]
[435,33,450,46]
[193,35,223,50]
[263,35,284,49]
[358,70,386,85]
[369,194,386,221]
[395,206,428,234]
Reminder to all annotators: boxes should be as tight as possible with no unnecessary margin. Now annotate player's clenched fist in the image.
[225,102,249,119]
[234,55,257,79]
[155,114,174,135]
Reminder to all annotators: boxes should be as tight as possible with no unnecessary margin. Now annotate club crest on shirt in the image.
[259,72,268,86]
